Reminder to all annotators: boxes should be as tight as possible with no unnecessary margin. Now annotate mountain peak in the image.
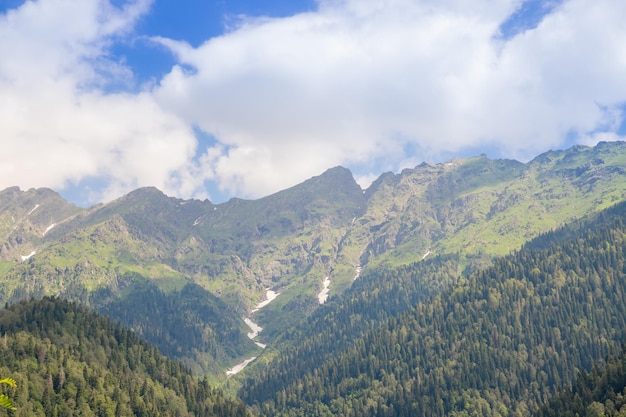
[305,166,360,192]
[320,165,353,177]
[123,186,168,201]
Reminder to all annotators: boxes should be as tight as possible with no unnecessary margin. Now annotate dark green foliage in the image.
[536,346,626,416]
[241,200,626,416]
[92,277,258,374]
[0,297,253,416]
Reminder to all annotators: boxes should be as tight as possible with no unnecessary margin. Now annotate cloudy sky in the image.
[1,0,625,206]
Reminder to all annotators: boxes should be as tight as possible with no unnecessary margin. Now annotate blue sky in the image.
[1,0,625,206]
[111,0,318,88]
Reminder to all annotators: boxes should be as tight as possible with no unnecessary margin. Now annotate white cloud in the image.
[579,132,626,147]
[0,0,207,204]
[154,0,626,198]
[2,0,626,204]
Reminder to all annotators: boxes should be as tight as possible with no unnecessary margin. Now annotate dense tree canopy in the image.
[536,345,626,416]
[0,297,253,416]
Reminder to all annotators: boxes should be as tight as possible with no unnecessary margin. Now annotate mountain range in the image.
[1,140,626,381]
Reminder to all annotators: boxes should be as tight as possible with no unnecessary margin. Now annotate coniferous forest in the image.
[0,297,251,416]
[536,345,626,416]
[239,201,626,416]
[90,278,257,375]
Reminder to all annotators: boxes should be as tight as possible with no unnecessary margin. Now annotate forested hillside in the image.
[90,277,259,376]
[536,346,626,416]
[241,200,626,416]
[241,254,462,383]
[0,297,252,416]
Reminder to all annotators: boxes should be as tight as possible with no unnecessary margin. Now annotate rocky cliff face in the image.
[0,186,81,261]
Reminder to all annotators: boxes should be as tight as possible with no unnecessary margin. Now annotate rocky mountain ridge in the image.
[1,141,625,376]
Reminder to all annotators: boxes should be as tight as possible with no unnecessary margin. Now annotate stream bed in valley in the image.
[226,290,279,376]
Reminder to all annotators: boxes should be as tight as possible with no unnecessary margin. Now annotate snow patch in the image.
[421,250,432,260]
[226,357,257,376]
[27,204,40,215]
[318,276,331,304]
[43,223,56,236]
[251,289,280,313]
[353,266,362,281]
[226,288,280,376]
[21,251,36,261]
[244,318,263,340]
[225,317,264,376]
[244,289,280,341]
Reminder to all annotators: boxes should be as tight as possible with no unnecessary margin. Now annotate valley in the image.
[1,141,626,415]
[228,290,281,376]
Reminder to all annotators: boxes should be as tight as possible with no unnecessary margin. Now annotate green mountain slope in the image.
[1,141,626,378]
[0,297,252,416]
[0,187,81,277]
[182,165,366,318]
[348,141,626,269]
[90,277,259,377]
[0,166,369,372]
[0,188,261,376]
[240,199,626,416]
